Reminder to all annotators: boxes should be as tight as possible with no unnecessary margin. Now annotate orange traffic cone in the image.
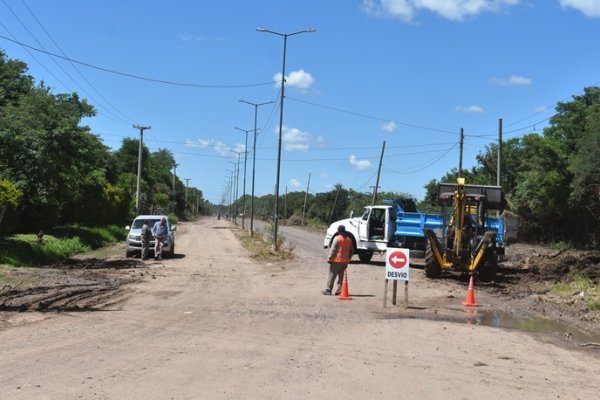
[463,275,480,307]
[338,269,352,300]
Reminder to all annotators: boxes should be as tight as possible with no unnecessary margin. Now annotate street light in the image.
[229,151,242,224]
[234,126,252,230]
[256,27,315,249]
[239,100,274,235]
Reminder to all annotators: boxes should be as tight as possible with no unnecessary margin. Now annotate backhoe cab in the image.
[423,178,504,282]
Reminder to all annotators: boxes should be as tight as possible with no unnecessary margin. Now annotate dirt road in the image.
[1,217,599,399]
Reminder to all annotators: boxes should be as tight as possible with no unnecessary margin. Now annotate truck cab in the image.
[324,205,395,262]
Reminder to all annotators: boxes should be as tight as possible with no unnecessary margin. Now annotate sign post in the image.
[383,248,410,308]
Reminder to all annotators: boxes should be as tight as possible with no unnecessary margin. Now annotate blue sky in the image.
[1,0,599,205]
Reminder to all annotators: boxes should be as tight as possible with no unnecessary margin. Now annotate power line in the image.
[287,96,458,135]
[382,143,458,175]
[0,34,276,89]
[18,0,137,125]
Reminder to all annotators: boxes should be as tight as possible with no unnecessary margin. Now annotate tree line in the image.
[230,87,600,248]
[0,50,207,231]
[1,50,599,247]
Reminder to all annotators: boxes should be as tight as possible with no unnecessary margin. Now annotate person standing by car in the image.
[322,224,354,295]
[152,217,168,260]
[141,219,152,260]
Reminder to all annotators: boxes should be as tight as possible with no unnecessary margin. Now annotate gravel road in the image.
[1,217,599,399]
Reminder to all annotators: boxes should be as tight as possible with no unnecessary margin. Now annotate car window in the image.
[132,218,160,229]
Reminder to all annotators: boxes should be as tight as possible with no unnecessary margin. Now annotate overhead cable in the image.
[0,34,276,89]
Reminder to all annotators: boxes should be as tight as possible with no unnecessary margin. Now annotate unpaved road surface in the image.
[1,217,599,400]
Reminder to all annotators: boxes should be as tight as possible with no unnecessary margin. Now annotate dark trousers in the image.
[326,262,348,293]
[141,240,150,260]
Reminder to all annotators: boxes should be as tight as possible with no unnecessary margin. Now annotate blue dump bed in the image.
[391,204,505,248]
[395,212,444,238]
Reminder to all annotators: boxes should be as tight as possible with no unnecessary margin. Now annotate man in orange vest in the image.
[323,224,354,295]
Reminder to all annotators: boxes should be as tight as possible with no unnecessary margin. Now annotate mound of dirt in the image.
[496,244,600,328]
[517,249,600,283]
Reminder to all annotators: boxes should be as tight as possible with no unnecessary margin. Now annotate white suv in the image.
[125,215,177,258]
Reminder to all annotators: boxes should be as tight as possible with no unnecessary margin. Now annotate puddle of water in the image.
[465,309,600,345]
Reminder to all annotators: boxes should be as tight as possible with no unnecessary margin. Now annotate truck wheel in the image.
[425,242,441,278]
[358,250,373,263]
[125,250,135,258]
[478,248,497,283]
[168,243,175,258]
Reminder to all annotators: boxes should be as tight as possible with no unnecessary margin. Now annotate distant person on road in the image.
[152,217,168,260]
[141,219,152,260]
[323,224,354,296]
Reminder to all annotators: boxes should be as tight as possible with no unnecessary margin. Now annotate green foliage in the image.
[0,179,22,208]
[0,224,124,267]
[0,234,89,267]
[551,272,600,311]
[422,86,600,246]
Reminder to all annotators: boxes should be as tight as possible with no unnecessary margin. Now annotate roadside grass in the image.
[0,225,126,268]
[551,272,600,311]
[234,225,294,262]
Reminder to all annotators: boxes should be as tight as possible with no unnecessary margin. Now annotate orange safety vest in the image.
[330,234,353,263]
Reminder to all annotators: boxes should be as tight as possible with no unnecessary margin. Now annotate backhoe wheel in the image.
[425,242,441,279]
[478,248,497,283]
[358,250,373,263]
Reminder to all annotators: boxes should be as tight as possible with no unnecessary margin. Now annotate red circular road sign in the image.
[388,251,407,269]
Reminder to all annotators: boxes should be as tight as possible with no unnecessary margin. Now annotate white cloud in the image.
[232,143,246,155]
[288,178,302,188]
[382,121,398,133]
[282,126,310,152]
[535,105,548,113]
[560,0,600,17]
[349,155,372,170]
[491,75,532,86]
[362,0,520,22]
[455,105,484,113]
[185,138,232,156]
[316,136,327,147]
[274,69,315,89]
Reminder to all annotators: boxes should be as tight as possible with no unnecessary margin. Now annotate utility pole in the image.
[302,172,311,226]
[234,127,253,229]
[257,27,316,251]
[185,178,190,213]
[239,100,274,236]
[458,127,464,178]
[284,186,288,226]
[497,118,503,187]
[133,124,150,215]
[172,163,179,213]
[372,141,386,206]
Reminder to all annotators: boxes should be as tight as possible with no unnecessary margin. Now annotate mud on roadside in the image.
[490,243,600,331]
[0,258,145,314]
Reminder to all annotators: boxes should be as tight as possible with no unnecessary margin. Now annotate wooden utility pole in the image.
[172,163,179,213]
[372,141,386,206]
[497,118,503,187]
[133,124,150,215]
[301,172,311,226]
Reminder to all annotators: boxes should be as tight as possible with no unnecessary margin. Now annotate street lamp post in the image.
[239,100,274,236]
[229,152,242,224]
[256,27,315,249]
[234,127,252,230]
